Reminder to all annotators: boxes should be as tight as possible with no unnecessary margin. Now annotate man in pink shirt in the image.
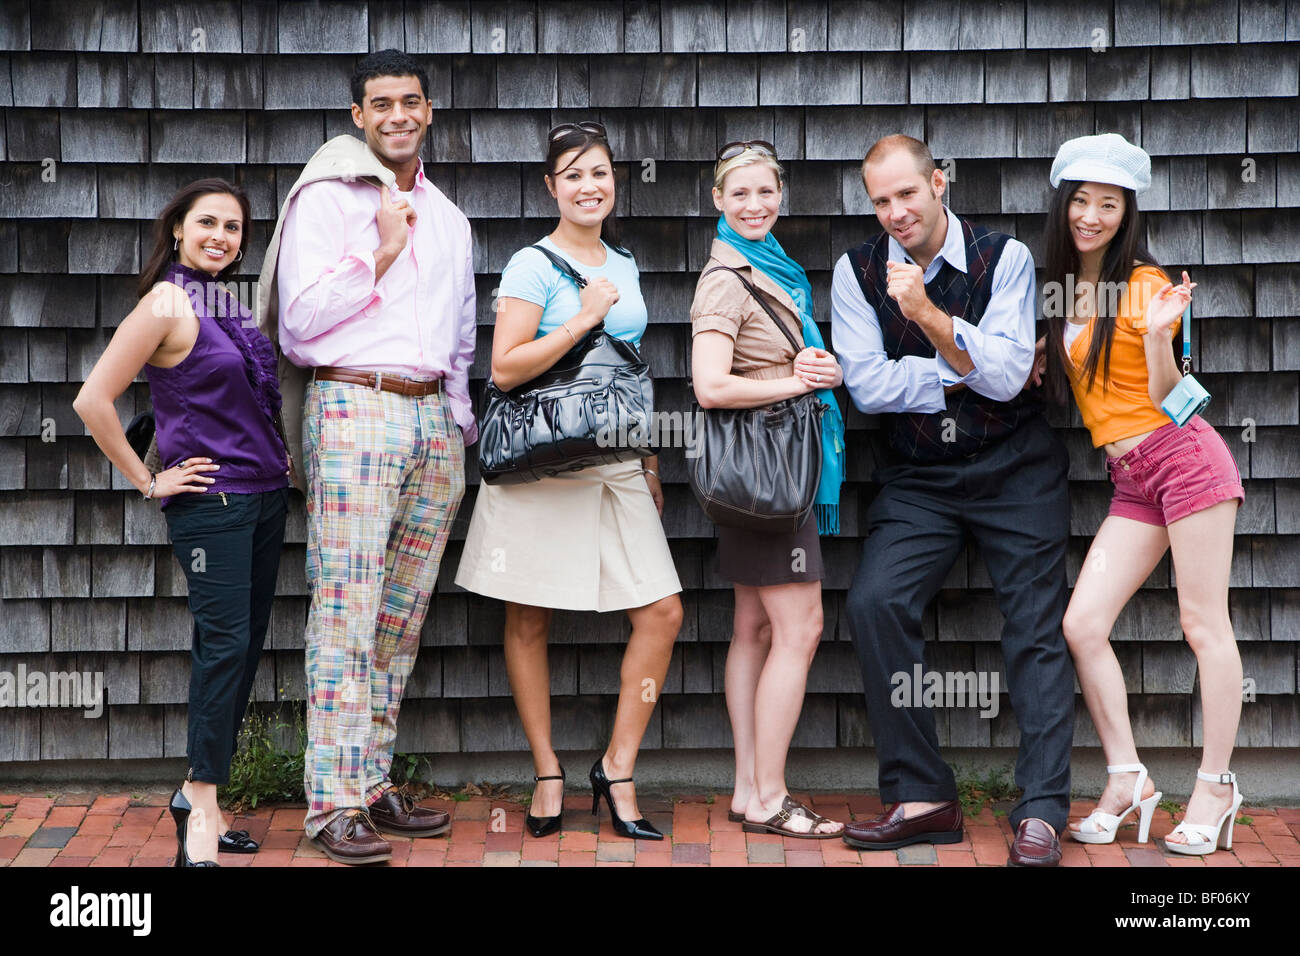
[275,50,476,864]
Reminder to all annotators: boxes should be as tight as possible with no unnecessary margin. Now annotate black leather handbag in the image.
[477,245,655,485]
[687,266,827,533]
[125,412,156,462]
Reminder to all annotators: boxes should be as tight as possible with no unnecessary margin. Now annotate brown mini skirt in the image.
[714,515,824,587]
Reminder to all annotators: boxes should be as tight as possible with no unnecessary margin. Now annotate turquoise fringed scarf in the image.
[716,217,846,535]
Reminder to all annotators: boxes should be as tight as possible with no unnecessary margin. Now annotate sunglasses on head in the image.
[549,122,608,141]
[716,140,777,162]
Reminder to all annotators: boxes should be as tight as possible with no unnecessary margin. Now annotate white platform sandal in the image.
[1069,762,1162,845]
[1164,770,1243,856]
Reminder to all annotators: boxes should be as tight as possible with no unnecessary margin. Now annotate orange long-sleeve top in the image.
[1068,264,1182,448]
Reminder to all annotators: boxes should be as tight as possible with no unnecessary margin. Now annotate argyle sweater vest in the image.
[846,217,1041,463]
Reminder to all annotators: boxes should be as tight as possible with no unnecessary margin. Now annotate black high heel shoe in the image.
[525,766,565,838]
[169,787,220,867]
[589,757,663,841]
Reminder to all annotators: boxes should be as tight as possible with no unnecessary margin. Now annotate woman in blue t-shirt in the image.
[455,123,682,841]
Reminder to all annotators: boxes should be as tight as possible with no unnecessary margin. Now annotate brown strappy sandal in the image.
[741,795,843,840]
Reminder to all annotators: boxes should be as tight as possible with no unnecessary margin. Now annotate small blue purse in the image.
[1160,301,1210,426]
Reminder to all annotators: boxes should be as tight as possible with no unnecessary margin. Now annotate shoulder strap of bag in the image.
[703,265,803,353]
[530,244,588,289]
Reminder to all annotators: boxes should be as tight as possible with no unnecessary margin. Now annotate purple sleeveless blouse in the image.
[144,263,288,508]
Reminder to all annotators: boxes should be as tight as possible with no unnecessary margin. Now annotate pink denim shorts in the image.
[1105,416,1244,527]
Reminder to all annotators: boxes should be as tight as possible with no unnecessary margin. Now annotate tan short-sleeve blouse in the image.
[690,238,806,381]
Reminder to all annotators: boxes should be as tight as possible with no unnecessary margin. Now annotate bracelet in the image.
[143,473,156,500]
[561,322,577,345]
[642,468,659,481]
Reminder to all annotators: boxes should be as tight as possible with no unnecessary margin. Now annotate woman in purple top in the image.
[74,179,290,867]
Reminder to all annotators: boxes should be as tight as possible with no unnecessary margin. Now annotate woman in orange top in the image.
[1037,134,1245,857]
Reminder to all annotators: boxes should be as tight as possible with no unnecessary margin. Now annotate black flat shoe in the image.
[217,829,260,853]
[589,758,663,841]
[169,787,220,867]
[525,766,565,838]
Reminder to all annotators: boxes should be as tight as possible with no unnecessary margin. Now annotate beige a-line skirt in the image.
[454,460,681,612]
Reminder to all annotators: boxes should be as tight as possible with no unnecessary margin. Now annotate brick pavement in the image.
[1,791,1296,867]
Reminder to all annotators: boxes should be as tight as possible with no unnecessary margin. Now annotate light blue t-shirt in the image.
[498,237,648,346]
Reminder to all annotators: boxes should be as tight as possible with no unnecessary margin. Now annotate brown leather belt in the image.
[313,366,443,396]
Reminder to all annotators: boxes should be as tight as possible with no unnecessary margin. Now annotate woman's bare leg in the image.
[601,594,683,820]
[1063,516,1169,830]
[1164,500,1242,844]
[725,585,771,817]
[503,602,561,817]
[746,581,840,835]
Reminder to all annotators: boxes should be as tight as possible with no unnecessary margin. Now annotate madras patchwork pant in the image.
[301,380,465,837]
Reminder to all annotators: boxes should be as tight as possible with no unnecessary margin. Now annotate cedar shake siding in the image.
[1,1,1297,765]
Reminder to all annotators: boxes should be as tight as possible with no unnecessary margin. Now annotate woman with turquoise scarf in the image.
[690,141,847,838]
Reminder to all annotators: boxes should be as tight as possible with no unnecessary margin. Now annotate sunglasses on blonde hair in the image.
[716,140,777,162]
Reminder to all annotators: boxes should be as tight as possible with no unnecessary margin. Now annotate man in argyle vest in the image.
[831,135,1074,867]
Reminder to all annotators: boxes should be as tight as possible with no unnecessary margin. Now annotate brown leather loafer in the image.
[367,787,451,838]
[312,810,392,865]
[842,800,964,850]
[1008,818,1062,867]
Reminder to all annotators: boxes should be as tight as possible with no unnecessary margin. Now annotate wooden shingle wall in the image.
[1,1,1297,767]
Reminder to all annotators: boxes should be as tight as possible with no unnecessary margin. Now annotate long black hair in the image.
[544,126,626,254]
[1042,180,1162,406]
[139,178,251,298]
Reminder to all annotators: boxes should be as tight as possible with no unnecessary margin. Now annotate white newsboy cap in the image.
[1049,132,1151,193]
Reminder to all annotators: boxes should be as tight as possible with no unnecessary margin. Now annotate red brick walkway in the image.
[2,791,1297,867]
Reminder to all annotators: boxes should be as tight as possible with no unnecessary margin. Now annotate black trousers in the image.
[165,488,287,784]
[845,415,1075,832]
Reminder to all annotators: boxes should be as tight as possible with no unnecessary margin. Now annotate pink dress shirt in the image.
[277,161,478,444]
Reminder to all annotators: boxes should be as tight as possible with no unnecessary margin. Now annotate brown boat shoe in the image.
[312,809,392,865]
[367,786,452,838]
